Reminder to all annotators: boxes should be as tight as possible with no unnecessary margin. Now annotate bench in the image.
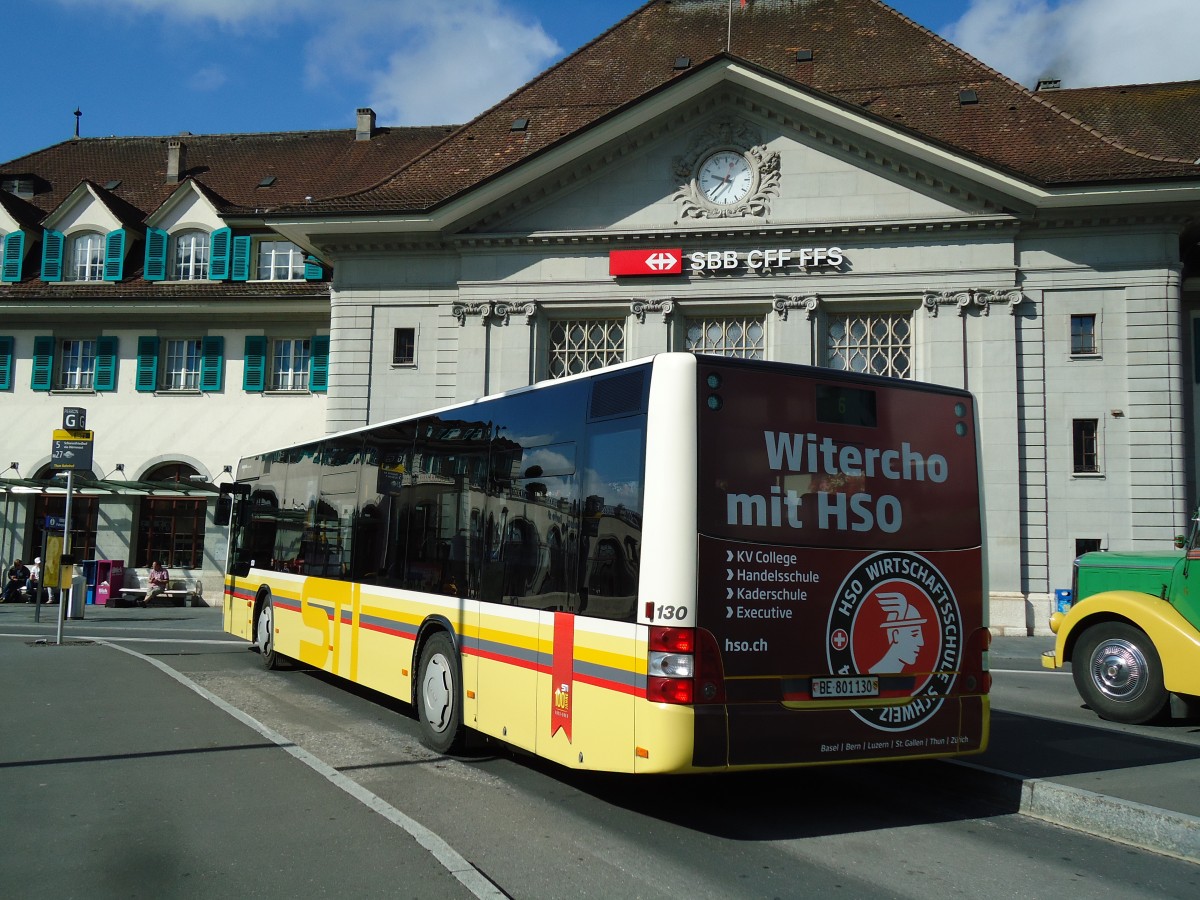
[112,585,202,608]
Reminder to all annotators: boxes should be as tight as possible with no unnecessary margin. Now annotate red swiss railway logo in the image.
[608,248,682,276]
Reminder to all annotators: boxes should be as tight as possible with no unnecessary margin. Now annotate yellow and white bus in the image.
[223,353,990,773]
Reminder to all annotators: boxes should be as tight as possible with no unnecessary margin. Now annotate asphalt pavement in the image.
[1,600,1197,899]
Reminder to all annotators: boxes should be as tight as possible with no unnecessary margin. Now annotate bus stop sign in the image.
[51,429,94,471]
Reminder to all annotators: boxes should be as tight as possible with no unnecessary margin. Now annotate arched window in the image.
[173,230,210,280]
[68,232,104,281]
[136,463,206,568]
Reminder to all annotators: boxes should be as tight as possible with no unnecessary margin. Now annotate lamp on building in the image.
[103,463,126,479]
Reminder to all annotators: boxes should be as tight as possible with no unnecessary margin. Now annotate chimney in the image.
[356,107,377,142]
[166,138,187,183]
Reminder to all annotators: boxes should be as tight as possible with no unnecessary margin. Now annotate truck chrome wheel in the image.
[1072,622,1167,725]
[1089,638,1148,702]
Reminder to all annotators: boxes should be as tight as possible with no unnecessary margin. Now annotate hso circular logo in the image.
[826,551,961,731]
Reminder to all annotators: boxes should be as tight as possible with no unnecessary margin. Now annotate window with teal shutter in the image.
[309,335,330,393]
[209,227,231,280]
[231,236,251,281]
[144,228,168,281]
[0,337,12,390]
[136,336,160,392]
[243,335,267,391]
[94,336,119,391]
[41,230,64,281]
[32,336,54,390]
[200,336,224,391]
[304,255,325,281]
[103,229,126,281]
[2,231,25,282]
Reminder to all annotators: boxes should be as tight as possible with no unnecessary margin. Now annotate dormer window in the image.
[173,230,210,280]
[256,240,305,281]
[69,232,105,282]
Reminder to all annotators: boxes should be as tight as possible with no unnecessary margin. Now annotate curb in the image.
[952,760,1200,864]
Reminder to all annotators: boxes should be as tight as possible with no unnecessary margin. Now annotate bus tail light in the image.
[647,626,725,705]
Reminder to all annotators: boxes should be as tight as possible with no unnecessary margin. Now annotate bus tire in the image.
[1071,622,1168,725]
[417,632,465,754]
[257,595,287,671]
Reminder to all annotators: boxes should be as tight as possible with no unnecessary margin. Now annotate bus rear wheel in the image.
[1072,622,1168,725]
[257,596,287,671]
[417,632,465,754]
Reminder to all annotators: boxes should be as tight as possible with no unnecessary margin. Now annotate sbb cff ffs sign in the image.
[609,249,682,276]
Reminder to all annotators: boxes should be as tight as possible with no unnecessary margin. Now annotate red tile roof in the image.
[0,125,456,220]
[1038,81,1200,163]
[300,0,1200,214]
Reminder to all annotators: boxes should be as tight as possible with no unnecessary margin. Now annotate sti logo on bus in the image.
[827,551,962,731]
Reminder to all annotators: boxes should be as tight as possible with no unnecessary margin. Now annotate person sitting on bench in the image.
[143,560,169,607]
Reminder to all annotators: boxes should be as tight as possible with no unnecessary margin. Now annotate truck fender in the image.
[1046,591,1200,697]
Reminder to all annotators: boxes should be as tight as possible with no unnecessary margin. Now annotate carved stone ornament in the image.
[452,301,537,326]
[494,301,538,326]
[630,299,676,324]
[922,289,1025,317]
[772,295,821,320]
[672,120,781,220]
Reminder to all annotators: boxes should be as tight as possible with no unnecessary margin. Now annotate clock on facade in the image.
[696,150,754,206]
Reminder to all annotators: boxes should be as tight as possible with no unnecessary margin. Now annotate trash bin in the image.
[1054,588,1073,614]
[67,573,88,620]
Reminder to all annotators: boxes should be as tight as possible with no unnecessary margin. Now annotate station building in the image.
[3,0,1199,631]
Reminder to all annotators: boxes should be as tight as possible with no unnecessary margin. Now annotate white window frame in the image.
[255,240,305,281]
[59,338,96,389]
[173,230,210,281]
[270,338,310,391]
[68,232,105,282]
[392,327,417,367]
[1070,313,1099,357]
[163,338,202,390]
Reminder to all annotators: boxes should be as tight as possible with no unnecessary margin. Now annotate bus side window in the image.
[577,422,645,622]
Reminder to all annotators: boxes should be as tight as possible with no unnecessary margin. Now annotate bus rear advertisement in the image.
[223,352,989,773]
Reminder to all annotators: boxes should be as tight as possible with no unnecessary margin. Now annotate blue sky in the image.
[2,0,1197,164]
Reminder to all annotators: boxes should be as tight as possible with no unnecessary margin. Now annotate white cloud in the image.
[188,65,228,93]
[65,0,561,125]
[945,0,1200,88]
[303,0,561,125]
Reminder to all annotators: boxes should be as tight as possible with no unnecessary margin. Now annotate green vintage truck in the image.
[1041,525,1200,724]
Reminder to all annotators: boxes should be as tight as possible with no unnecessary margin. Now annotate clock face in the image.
[697,150,754,205]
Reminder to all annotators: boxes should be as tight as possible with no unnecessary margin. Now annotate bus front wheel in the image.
[1072,622,1168,724]
[417,632,465,754]
[257,596,286,671]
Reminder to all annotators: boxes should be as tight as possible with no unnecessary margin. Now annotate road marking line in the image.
[100,639,505,899]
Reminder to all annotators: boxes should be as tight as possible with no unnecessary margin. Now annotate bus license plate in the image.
[812,676,879,698]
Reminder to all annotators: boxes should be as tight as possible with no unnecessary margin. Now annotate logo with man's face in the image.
[827,551,961,731]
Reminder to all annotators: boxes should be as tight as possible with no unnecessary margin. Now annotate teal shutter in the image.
[40,230,64,281]
[309,334,330,393]
[136,336,160,392]
[243,335,267,391]
[144,228,168,281]
[94,336,118,391]
[209,227,231,280]
[2,231,25,282]
[200,336,224,391]
[231,236,251,281]
[103,229,126,281]
[0,336,12,390]
[32,336,54,390]
[304,255,325,281]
